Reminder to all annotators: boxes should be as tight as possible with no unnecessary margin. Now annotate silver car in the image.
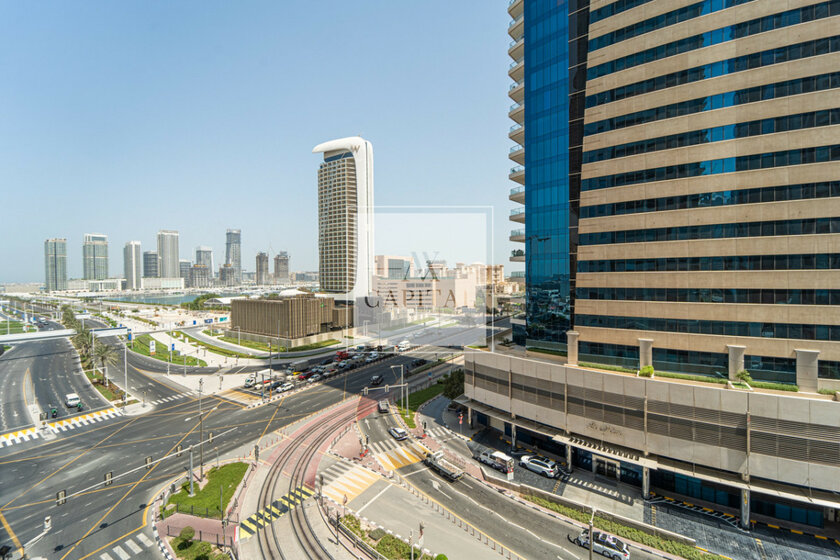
[573,530,630,560]
[519,455,559,477]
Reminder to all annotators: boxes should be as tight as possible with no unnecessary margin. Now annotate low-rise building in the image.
[231,293,350,342]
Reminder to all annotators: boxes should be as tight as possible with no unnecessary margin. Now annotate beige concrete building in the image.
[487,0,840,534]
[230,294,350,341]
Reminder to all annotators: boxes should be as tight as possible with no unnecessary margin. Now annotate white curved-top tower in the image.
[312,136,374,303]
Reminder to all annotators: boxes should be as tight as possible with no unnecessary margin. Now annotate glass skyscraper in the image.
[44,238,67,292]
[510,0,840,383]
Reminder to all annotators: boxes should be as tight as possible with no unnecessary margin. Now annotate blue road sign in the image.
[171,343,175,351]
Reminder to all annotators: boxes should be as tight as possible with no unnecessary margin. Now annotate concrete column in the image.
[510,424,517,450]
[566,330,579,366]
[467,407,473,428]
[638,338,654,369]
[642,467,650,498]
[727,345,746,382]
[740,488,751,529]
[795,349,820,393]
[565,444,572,472]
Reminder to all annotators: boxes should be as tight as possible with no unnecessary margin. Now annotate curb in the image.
[152,525,175,560]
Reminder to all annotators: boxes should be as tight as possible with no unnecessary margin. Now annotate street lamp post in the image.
[199,378,204,479]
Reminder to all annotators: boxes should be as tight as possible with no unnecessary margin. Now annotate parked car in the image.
[519,455,559,478]
[378,401,389,413]
[411,359,426,367]
[572,530,630,560]
[307,373,322,383]
[279,382,294,392]
[477,450,513,473]
[370,375,384,386]
[388,427,408,441]
[64,393,80,407]
[244,376,256,388]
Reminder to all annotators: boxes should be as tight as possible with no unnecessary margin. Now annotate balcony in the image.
[510,207,526,223]
[509,101,524,124]
[510,228,525,242]
[508,57,524,83]
[509,123,524,145]
[509,145,525,165]
[510,249,525,262]
[508,14,524,41]
[508,37,524,61]
[508,80,524,103]
[508,0,523,20]
[509,165,525,185]
[509,184,525,203]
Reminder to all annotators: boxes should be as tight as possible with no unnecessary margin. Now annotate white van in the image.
[397,340,411,351]
[477,450,513,473]
[64,393,81,407]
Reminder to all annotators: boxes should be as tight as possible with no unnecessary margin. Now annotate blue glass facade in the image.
[522,0,588,346]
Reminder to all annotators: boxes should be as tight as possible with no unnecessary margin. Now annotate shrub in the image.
[341,515,363,537]
[639,365,654,377]
[368,527,386,540]
[736,369,752,383]
[434,555,448,560]
[179,526,195,543]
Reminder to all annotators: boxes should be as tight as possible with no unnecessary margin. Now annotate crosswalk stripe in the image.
[100,553,113,560]
[272,500,289,514]
[136,533,153,547]
[124,539,142,554]
[299,486,314,496]
[112,545,130,560]
[269,504,281,516]
[240,520,256,534]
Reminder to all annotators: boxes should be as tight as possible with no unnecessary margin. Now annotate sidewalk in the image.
[150,331,266,368]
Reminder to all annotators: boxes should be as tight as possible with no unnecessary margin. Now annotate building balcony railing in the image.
[509,80,523,91]
[510,229,526,242]
[510,207,525,220]
[509,57,523,70]
[510,123,523,134]
[508,15,523,28]
[510,165,524,175]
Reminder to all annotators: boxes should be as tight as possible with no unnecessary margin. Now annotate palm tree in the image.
[93,342,118,385]
[73,329,94,361]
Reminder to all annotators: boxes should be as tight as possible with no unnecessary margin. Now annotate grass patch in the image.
[202,329,222,337]
[83,369,124,402]
[579,362,637,374]
[523,494,727,560]
[527,347,567,357]
[750,381,799,392]
[0,321,32,334]
[164,462,248,519]
[408,317,435,326]
[131,334,207,367]
[287,338,341,352]
[218,336,271,352]
[655,371,728,385]
[396,383,446,429]
[467,344,488,349]
[341,515,435,560]
[175,332,253,359]
[818,388,838,395]
[169,536,227,560]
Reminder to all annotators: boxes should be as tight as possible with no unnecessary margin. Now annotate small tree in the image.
[639,365,655,378]
[179,526,195,544]
[736,369,752,384]
[93,342,119,385]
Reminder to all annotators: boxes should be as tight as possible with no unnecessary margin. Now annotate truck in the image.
[424,451,464,482]
[335,350,351,361]
[477,450,514,474]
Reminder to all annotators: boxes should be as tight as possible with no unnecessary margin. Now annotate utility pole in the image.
[123,339,128,410]
[589,507,596,560]
[189,445,195,496]
[199,378,204,479]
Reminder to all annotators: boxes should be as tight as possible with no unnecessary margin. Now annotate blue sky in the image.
[0,1,516,283]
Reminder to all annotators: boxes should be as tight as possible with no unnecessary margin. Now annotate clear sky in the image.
[0,1,516,283]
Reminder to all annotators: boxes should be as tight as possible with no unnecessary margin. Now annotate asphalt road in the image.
[0,340,448,559]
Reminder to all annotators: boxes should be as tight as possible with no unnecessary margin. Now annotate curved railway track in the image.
[256,398,377,559]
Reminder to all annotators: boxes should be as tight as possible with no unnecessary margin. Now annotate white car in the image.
[388,427,408,441]
[279,382,294,392]
[519,455,559,478]
[573,530,630,560]
[307,374,322,383]
[64,393,81,407]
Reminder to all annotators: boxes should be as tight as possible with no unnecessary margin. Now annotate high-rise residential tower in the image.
[312,136,374,301]
[255,252,269,285]
[157,230,179,278]
[123,241,142,290]
[225,229,242,284]
[82,233,109,280]
[179,259,192,286]
[143,251,160,279]
[195,246,214,275]
[273,252,289,283]
[44,238,67,292]
[461,0,840,537]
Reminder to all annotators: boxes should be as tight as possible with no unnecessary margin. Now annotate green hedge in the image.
[749,381,799,392]
[523,494,728,560]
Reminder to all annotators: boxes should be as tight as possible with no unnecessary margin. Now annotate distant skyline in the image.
[0,2,513,283]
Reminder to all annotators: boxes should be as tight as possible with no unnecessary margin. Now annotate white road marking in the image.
[123,538,142,554]
[356,484,390,515]
[111,545,130,560]
[136,532,153,547]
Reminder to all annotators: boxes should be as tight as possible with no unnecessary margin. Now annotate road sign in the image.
[145,456,153,469]
[127,332,132,341]
[177,445,183,457]
[150,340,156,355]
[204,319,213,324]
[104,472,113,486]
[56,490,66,506]
[171,343,175,352]
[219,317,228,322]
[193,320,197,325]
